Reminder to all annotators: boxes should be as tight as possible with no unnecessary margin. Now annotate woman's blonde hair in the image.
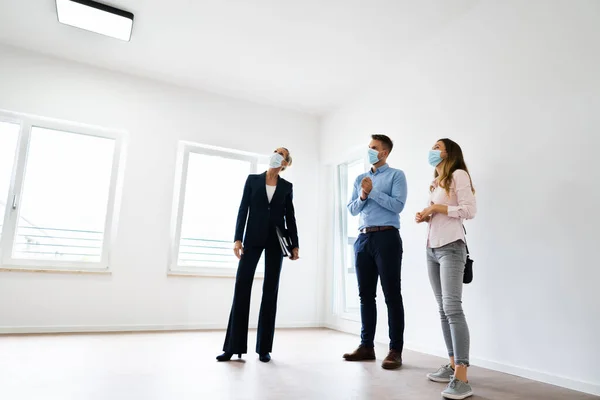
[281,147,292,171]
[431,138,475,196]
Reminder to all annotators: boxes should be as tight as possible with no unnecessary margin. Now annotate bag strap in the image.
[463,225,471,256]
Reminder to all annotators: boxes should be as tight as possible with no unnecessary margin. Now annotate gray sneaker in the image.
[427,364,454,383]
[442,377,474,399]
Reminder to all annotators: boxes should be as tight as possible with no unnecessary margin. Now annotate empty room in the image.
[0,0,598,399]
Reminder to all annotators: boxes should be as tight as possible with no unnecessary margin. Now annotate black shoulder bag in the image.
[463,226,473,284]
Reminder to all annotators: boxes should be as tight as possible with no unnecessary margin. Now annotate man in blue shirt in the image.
[343,134,407,370]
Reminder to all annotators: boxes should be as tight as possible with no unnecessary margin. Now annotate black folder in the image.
[275,226,293,257]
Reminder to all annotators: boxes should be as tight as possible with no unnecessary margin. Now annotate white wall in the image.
[0,45,322,334]
[320,0,600,395]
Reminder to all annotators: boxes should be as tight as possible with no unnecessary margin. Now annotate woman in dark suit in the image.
[216,147,299,363]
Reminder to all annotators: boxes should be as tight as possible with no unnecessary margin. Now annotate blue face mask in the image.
[368,148,380,165]
[428,150,443,167]
[269,153,284,168]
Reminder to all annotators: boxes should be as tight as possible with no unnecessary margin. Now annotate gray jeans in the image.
[427,240,470,366]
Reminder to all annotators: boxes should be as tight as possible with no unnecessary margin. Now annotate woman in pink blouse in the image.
[416,138,477,400]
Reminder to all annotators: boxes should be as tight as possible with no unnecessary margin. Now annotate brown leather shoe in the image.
[381,349,402,370]
[343,345,376,361]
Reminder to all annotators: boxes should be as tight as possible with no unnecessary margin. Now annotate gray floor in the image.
[0,328,596,399]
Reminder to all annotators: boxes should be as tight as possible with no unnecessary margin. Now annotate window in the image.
[334,157,368,317]
[169,143,268,276]
[0,121,20,245]
[0,111,123,272]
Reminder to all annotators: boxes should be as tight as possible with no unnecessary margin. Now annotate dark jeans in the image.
[223,238,284,355]
[354,229,405,351]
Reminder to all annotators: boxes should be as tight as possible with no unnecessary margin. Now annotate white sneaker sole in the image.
[441,389,474,399]
[427,373,452,383]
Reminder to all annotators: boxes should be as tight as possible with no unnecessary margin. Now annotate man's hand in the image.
[233,240,244,260]
[289,248,299,261]
[360,177,373,199]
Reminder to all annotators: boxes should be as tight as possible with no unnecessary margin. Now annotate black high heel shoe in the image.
[216,352,242,361]
[259,353,271,363]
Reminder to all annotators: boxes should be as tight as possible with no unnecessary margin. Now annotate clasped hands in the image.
[415,202,439,223]
[360,177,373,200]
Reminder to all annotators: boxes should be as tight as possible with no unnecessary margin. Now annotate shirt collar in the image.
[370,163,389,175]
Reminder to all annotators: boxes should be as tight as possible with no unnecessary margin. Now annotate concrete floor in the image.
[0,328,596,400]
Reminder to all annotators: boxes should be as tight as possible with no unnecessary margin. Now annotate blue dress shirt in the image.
[347,164,408,231]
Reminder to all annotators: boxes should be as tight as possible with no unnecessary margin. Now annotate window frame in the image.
[0,110,124,273]
[168,141,268,278]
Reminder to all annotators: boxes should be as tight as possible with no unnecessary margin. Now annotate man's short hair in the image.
[371,134,394,152]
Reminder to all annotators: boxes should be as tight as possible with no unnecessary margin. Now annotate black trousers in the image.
[223,237,284,355]
[354,229,405,351]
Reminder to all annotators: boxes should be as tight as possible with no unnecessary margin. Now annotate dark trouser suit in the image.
[223,233,284,355]
[354,229,405,351]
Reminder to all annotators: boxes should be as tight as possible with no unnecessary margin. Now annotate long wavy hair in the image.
[432,138,475,195]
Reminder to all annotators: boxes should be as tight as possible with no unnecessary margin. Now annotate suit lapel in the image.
[272,176,283,203]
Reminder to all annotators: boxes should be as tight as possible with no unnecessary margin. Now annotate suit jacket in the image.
[234,172,299,249]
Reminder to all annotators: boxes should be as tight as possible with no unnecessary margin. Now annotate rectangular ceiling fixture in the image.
[56,0,134,41]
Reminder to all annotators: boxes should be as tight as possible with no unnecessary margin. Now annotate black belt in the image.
[361,226,396,234]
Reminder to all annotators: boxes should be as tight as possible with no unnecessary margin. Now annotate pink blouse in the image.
[427,170,477,248]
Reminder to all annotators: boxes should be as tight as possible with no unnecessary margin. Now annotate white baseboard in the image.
[330,325,600,397]
[402,340,599,396]
[0,321,323,335]
[469,355,600,397]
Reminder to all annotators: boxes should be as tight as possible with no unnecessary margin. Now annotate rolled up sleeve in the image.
[447,170,476,220]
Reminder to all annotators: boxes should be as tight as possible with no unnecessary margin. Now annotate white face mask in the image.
[269,153,284,168]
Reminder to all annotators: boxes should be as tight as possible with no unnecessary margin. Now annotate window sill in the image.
[168,267,264,279]
[0,266,111,275]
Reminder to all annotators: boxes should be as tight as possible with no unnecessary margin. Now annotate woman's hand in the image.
[233,240,244,260]
[417,204,448,222]
[290,248,299,261]
[420,206,434,218]
[415,212,430,223]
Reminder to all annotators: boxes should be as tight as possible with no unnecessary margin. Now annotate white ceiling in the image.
[0,0,478,114]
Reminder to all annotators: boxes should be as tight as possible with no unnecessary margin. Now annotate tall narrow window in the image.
[335,158,368,316]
